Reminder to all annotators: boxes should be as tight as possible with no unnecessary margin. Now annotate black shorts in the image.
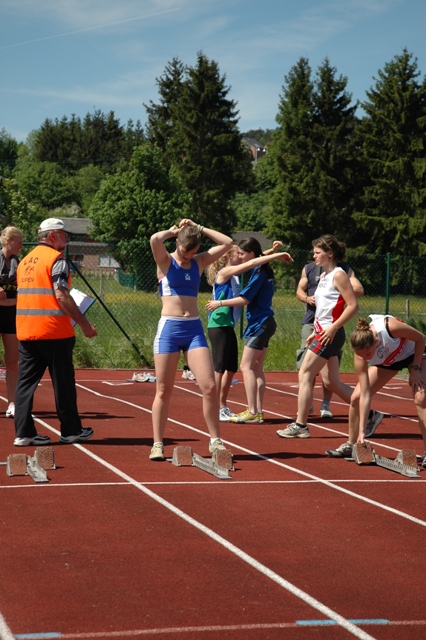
[376,354,414,371]
[208,326,238,373]
[245,316,277,351]
[308,326,346,360]
[0,305,17,334]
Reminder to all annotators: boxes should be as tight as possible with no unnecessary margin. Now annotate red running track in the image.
[0,370,425,640]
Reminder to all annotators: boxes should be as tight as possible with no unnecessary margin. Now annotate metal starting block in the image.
[352,442,375,465]
[34,446,56,470]
[171,446,233,480]
[5,447,56,482]
[352,443,420,478]
[375,449,420,478]
[6,454,28,477]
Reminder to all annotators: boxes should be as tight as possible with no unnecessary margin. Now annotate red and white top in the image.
[367,314,415,366]
[313,266,345,333]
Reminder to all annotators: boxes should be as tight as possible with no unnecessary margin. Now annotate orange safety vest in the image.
[16,244,74,341]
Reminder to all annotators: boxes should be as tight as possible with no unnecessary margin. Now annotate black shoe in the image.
[60,428,94,444]
[365,411,384,438]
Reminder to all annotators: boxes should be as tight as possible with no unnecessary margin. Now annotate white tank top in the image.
[367,314,415,366]
[314,266,345,333]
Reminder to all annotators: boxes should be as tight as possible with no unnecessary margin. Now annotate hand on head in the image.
[179,218,194,228]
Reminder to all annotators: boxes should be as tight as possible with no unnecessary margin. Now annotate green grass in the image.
[1,273,424,371]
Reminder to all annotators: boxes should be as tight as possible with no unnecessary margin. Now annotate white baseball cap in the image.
[37,218,69,233]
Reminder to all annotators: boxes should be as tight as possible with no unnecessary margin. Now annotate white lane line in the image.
[74,383,426,528]
[170,385,420,458]
[43,436,376,640]
[266,383,417,414]
[0,613,15,640]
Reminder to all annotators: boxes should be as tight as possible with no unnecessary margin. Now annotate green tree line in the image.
[0,48,425,279]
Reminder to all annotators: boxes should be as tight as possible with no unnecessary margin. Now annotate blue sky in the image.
[1,0,425,143]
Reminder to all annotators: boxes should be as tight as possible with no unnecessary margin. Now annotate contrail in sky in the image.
[0,7,182,50]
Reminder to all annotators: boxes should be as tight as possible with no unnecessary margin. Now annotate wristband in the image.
[197,224,204,233]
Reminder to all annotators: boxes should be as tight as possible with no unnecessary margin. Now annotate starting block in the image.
[352,442,375,465]
[5,447,56,483]
[375,449,420,478]
[171,446,234,480]
[352,443,420,478]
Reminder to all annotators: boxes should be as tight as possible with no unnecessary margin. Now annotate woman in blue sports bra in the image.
[149,219,233,461]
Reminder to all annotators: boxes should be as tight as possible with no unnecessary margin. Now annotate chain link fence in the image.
[6,242,425,371]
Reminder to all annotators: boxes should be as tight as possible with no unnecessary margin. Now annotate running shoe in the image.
[421,452,426,469]
[276,422,310,438]
[6,403,15,418]
[60,428,94,444]
[325,442,353,458]
[365,410,384,438]
[320,406,333,419]
[14,434,51,447]
[181,368,196,381]
[256,412,264,424]
[132,372,156,382]
[229,409,262,424]
[219,406,237,422]
[209,438,226,454]
[149,443,164,461]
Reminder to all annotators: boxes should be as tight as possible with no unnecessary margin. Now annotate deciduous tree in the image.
[88,144,191,289]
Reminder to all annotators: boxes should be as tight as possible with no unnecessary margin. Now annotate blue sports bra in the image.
[159,256,200,297]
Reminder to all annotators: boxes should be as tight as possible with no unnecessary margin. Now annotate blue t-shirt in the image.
[240,267,274,337]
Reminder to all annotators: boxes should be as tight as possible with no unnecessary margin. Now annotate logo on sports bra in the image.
[185,274,191,281]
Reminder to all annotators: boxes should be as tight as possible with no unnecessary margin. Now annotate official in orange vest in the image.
[14,218,97,447]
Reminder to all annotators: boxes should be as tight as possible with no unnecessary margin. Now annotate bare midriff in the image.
[160,295,199,318]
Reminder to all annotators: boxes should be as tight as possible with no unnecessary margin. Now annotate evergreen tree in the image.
[0,129,18,178]
[144,57,185,165]
[33,109,140,173]
[354,49,426,255]
[169,52,253,231]
[144,53,253,232]
[123,119,145,162]
[310,58,359,240]
[266,57,358,247]
[266,58,316,246]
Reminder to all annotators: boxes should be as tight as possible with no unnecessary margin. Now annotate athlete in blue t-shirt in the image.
[206,237,293,424]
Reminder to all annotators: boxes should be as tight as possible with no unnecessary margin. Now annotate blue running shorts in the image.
[154,316,209,354]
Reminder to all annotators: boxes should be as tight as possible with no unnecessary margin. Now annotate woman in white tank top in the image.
[277,234,358,440]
